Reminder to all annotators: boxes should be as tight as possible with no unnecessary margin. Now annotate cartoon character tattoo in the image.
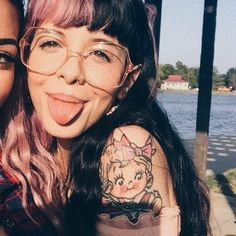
[99,132,162,223]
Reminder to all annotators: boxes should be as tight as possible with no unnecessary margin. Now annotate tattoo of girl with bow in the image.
[99,132,163,223]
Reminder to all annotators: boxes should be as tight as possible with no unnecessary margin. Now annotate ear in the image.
[118,65,142,100]
[146,173,153,189]
[103,181,113,194]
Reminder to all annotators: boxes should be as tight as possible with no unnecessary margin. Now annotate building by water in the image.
[161,75,189,90]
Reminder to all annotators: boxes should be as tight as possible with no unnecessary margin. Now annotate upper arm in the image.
[99,125,176,221]
[0,226,8,236]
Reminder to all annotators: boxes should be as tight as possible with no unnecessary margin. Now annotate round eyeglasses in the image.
[19,27,140,91]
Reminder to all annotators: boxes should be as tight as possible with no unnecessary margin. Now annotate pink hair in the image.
[1,0,95,232]
[25,0,93,30]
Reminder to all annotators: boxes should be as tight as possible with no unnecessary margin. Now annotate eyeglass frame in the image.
[19,27,142,90]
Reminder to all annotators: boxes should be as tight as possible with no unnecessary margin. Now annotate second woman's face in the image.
[0,0,19,108]
[27,23,128,139]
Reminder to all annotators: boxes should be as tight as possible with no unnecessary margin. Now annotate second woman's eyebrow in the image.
[0,38,17,46]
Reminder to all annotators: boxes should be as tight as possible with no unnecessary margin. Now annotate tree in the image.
[158,64,175,81]
[175,61,188,81]
[231,75,236,89]
[224,67,236,88]
[188,67,199,89]
[212,66,225,89]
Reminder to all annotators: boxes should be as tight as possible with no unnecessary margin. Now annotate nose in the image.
[56,55,85,85]
[127,180,134,189]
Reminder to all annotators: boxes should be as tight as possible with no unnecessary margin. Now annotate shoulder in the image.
[102,125,169,173]
[0,162,20,204]
[0,152,21,207]
[100,125,176,213]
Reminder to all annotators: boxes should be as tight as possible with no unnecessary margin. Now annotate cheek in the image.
[27,71,48,90]
[0,69,14,107]
[119,185,128,194]
[133,181,141,190]
[27,73,47,108]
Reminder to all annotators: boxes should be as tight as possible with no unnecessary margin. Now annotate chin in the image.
[49,129,83,139]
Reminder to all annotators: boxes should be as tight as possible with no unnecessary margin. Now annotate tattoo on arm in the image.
[99,132,163,223]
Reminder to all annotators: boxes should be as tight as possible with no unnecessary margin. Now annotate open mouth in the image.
[47,93,86,125]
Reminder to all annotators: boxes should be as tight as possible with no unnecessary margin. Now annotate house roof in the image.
[165,75,187,83]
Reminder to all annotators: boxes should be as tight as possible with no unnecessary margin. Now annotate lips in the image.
[47,93,85,125]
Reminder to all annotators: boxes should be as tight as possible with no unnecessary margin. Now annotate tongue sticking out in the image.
[47,96,84,125]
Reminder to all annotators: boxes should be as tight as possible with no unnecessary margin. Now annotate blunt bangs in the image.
[26,0,93,29]
[88,0,148,65]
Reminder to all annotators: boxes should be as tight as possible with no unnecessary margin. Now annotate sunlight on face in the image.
[0,0,18,108]
[27,23,127,139]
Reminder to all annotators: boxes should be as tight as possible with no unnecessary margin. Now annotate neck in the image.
[56,138,72,168]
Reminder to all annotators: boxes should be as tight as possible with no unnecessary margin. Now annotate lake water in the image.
[157,91,236,139]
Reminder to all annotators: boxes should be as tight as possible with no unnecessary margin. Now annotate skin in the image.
[27,23,140,155]
[0,0,19,108]
[100,126,177,221]
[27,22,176,223]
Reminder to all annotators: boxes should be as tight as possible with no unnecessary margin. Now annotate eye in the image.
[38,39,62,53]
[135,170,144,180]
[0,51,17,68]
[88,50,111,63]
[114,174,124,185]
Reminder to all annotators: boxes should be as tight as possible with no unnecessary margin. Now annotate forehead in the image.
[37,23,120,45]
[0,0,19,40]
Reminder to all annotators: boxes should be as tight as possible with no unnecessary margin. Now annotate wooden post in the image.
[194,0,218,180]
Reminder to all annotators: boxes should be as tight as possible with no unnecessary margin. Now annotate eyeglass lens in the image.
[21,28,130,89]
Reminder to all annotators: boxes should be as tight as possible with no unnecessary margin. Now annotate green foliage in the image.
[224,67,236,88]
[158,64,175,81]
[206,168,236,197]
[158,61,235,90]
[187,67,199,89]
[158,61,199,89]
[212,67,225,90]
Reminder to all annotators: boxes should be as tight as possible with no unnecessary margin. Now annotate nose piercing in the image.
[74,76,85,85]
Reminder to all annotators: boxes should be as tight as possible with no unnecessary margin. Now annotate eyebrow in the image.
[91,38,116,44]
[35,28,65,38]
[0,38,17,46]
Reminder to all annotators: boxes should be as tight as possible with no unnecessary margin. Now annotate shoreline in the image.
[157,89,236,96]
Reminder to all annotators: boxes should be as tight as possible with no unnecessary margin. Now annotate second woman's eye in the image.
[0,51,16,68]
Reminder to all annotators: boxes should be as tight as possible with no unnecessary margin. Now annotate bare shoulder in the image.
[0,226,8,236]
[99,125,176,222]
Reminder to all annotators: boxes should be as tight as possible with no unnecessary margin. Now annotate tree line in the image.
[158,61,236,90]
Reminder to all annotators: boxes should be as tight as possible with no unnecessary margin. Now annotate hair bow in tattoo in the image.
[113,134,156,163]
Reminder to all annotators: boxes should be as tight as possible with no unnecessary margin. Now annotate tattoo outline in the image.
[99,132,163,222]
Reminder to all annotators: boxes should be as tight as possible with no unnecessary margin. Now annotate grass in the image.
[206,168,236,198]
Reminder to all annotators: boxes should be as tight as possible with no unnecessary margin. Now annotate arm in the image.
[0,226,8,236]
[99,125,177,223]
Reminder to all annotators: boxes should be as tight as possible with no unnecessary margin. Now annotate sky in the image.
[159,0,236,74]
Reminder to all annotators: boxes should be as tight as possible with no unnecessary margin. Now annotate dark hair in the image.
[11,0,25,38]
[65,0,211,236]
